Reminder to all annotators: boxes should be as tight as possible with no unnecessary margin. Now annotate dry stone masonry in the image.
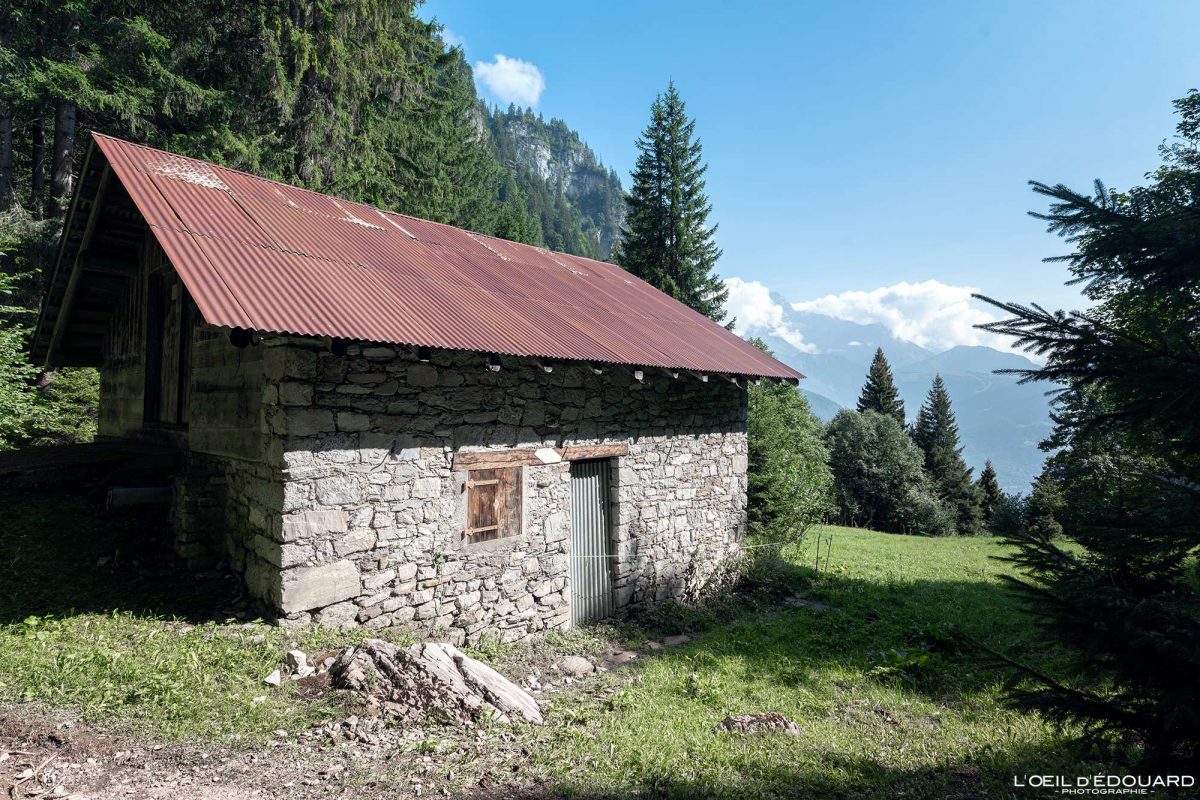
[172,334,749,643]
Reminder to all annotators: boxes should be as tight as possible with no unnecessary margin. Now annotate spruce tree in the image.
[976,460,1003,524]
[913,375,983,535]
[856,348,905,425]
[975,91,1200,764]
[615,82,728,323]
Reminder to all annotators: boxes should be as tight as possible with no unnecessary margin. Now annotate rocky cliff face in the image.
[487,108,625,259]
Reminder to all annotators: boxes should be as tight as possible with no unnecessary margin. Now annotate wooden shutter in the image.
[466,466,522,542]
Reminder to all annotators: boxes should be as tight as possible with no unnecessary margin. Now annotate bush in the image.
[826,409,954,535]
[746,339,832,543]
[1,212,98,450]
[987,492,1026,537]
[900,485,958,537]
[0,319,38,450]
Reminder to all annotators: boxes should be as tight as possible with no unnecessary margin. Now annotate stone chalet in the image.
[30,134,803,643]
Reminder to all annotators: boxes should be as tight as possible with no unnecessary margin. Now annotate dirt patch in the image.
[0,704,541,799]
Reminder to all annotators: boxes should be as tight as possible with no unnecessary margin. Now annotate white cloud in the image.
[440,28,465,49]
[724,277,818,354]
[790,279,1010,353]
[474,54,545,107]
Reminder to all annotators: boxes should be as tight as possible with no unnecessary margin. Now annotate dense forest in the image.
[0,0,624,295]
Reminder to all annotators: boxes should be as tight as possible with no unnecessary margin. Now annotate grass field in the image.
[527,530,1089,798]
[0,490,1092,797]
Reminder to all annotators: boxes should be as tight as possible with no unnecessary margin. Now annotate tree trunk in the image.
[48,98,77,218]
[46,4,80,219]
[30,116,45,214]
[0,108,13,210]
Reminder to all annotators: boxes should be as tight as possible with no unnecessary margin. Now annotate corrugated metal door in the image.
[570,459,613,625]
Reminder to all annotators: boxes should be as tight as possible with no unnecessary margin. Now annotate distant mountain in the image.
[756,293,1051,494]
[801,389,843,422]
[486,106,626,259]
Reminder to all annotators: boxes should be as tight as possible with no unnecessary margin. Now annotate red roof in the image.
[84,133,803,380]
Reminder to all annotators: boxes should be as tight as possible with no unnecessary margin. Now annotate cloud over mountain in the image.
[790,280,1010,352]
[724,277,817,353]
[474,55,545,106]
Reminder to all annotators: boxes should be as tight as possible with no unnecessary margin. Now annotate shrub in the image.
[746,339,832,544]
[987,492,1027,537]
[826,409,954,535]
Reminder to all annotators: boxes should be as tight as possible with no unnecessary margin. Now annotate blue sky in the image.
[421,1,1200,352]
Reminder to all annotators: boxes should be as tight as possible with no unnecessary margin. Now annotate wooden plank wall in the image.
[97,238,150,437]
[186,327,265,462]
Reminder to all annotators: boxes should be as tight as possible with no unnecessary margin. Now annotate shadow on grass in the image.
[0,488,243,624]
[617,550,1050,705]
[473,740,1103,800]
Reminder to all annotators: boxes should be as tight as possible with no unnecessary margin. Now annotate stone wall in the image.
[245,338,749,643]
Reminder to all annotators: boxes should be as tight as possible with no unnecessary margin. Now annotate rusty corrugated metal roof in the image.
[88,133,803,380]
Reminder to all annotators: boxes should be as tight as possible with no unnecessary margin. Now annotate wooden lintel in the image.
[453,442,630,471]
[559,443,629,461]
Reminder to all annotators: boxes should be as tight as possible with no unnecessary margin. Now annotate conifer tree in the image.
[913,375,983,534]
[856,348,905,425]
[975,92,1200,763]
[394,48,500,231]
[976,460,1003,524]
[615,82,727,323]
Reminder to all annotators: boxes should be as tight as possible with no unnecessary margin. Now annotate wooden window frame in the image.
[464,465,523,544]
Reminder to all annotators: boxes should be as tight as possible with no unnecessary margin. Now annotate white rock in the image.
[285,650,308,671]
[557,656,595,677]
[264,669,282,687]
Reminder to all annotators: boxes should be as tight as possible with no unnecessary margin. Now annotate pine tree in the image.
[913,375,983,535]
[976,460,1003,524]
[975,91,1200,764]
[615,82,727,323]
[856,348,905,425]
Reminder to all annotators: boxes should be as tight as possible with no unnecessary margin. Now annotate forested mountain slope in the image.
[486,107,625,260]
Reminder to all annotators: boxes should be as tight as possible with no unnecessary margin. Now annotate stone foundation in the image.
[172,336,749,643]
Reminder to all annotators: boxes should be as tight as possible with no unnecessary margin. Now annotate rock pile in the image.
[330,639,543,725]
